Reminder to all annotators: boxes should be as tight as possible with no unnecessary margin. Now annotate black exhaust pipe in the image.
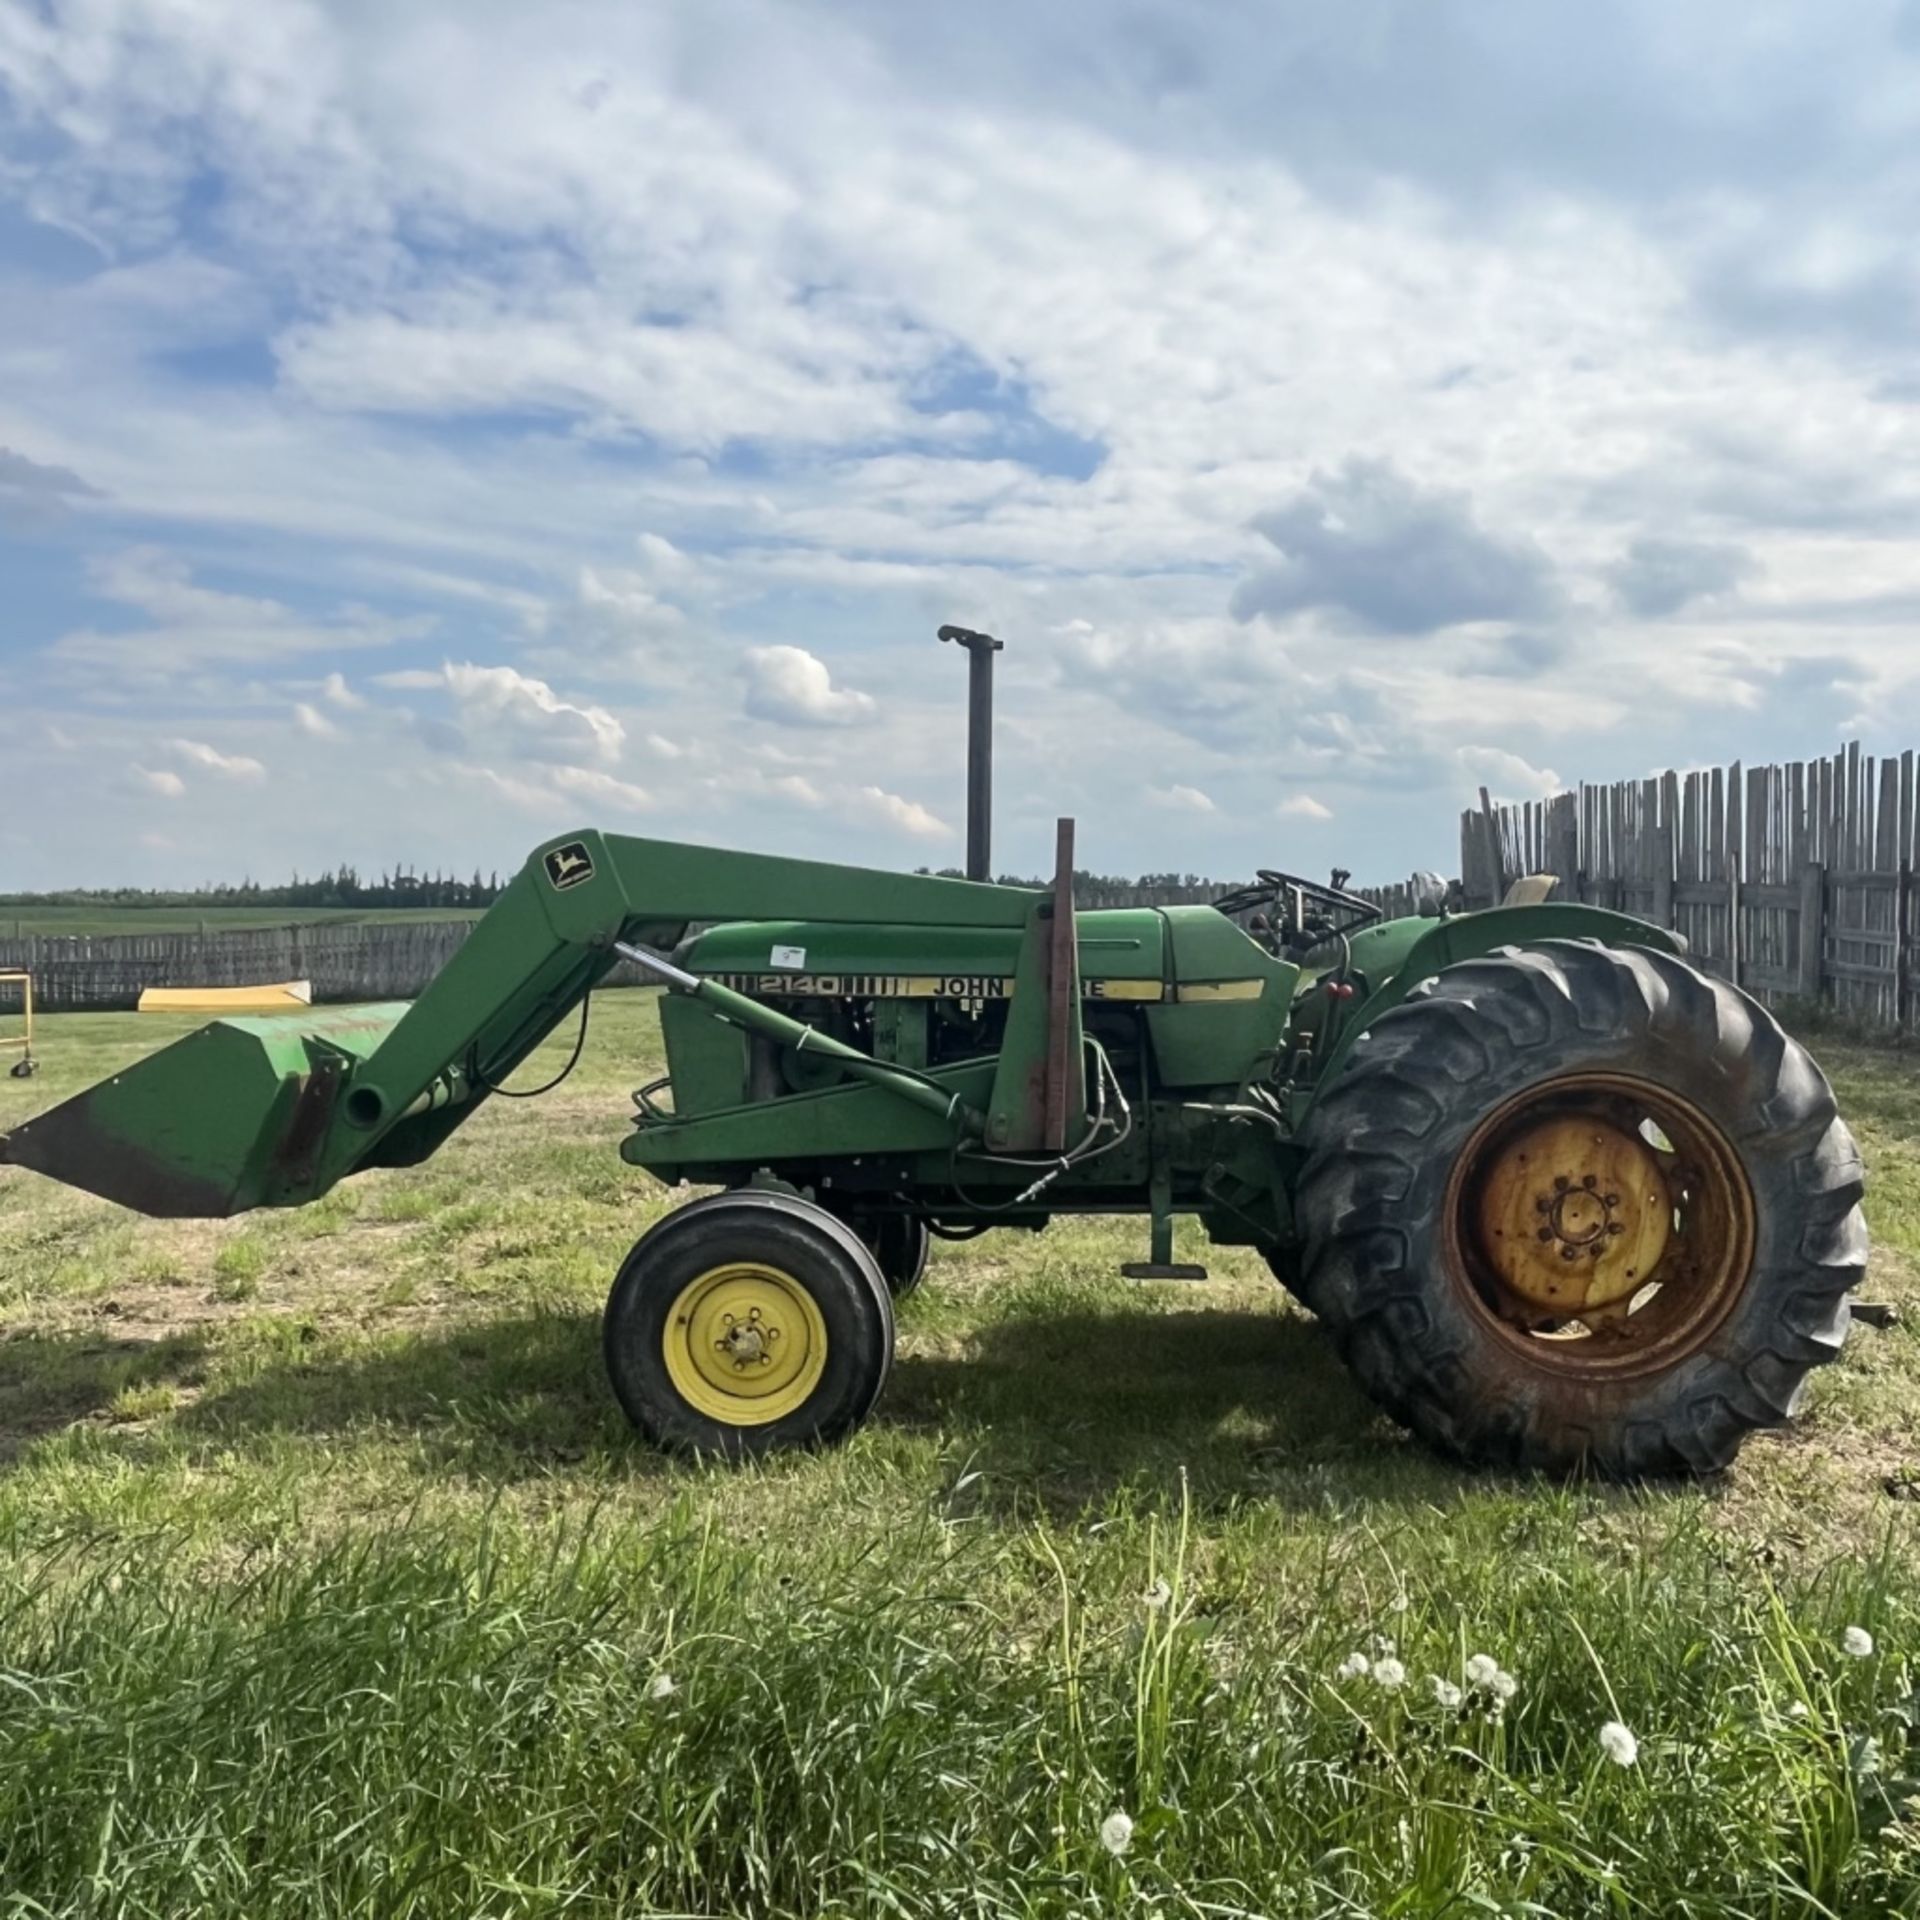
[938,625,1002,883]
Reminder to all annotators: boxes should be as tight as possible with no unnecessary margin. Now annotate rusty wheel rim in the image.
[1442,1072,1756,1378]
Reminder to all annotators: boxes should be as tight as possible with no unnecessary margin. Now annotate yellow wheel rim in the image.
[662,1261,829,1426]
[1444,1071,1756,1377]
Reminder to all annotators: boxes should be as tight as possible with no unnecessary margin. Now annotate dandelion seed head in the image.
[1598,1720,1639,1767]
[648,1672,677,1700]
[1142,1577,1172,1612]
[1100,1809,1134,1856]
[1465,1653,1500,1689]
[1843,1626,1875,1659]
[1428,1676,1463,1709]
[1388,1591,1410,1615]
[1371,1656,1407,1690]
[1490,1669,1518,1703]
[1335,1650,1370,1681]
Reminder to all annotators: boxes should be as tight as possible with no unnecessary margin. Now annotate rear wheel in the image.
[604,1191,894,1457]
[1295,941,1866,1476]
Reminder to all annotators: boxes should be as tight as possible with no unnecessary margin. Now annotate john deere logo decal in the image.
[544,842,595,891]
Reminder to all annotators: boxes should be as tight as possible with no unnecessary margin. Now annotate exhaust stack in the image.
[938,624,1003,883]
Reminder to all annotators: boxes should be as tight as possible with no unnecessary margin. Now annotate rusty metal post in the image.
[938,625,1003,882]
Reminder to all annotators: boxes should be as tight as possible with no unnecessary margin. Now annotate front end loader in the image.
[0,823,1867,1476]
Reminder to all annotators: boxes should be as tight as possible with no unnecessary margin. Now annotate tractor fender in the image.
[1305,904,1684,1109]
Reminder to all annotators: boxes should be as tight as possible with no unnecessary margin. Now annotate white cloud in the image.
[133,765,185,798]
[438,662,625,763]
[1278,794,1333,820]
[769,773,824,807]
[52,549,426,673]
[1154,783,1217,813]
[742,645,877,727]
[452,764,569,817]
[550,765,654,813]
[1456,746,1562,803]
[293,701,338,739]
[848,785,952,840]
[170,738,266,781]
[322,671,366,710]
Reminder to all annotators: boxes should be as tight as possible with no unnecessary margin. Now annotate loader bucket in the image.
[0,1004,415,1218]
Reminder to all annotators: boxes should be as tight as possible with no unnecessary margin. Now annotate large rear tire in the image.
[1295,941,1866,1476]
[604,1191,894,1458]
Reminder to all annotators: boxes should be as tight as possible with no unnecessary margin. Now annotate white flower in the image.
[1843,1626,1875,1659]
[1142,1577,1172,1612]
[648,1672,677,1701]
[1371,1657,1408,1690]
[1428,1677,1463,1710]
[1100,1810,1134,1857]
[1489,1669,1518,1703]
[1335,1651,1370,1681]
[1465,1653,1501,1690]
[1598,1720,1639,1767]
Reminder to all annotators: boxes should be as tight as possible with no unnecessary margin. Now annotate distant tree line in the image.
[0,868,506,910]
[4,866,1228,913]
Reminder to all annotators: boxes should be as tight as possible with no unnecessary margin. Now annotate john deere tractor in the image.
[2,823,1865,1476]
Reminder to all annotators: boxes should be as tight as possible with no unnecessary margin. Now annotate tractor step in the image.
[1120,1262,1209,1282]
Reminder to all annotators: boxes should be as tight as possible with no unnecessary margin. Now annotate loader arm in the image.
[0,830,1043,1219]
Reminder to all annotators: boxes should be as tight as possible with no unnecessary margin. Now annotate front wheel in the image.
[1295,941,1867,1476]
[604,1191,894,1458]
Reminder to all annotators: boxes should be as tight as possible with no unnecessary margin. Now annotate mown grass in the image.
[3,999,1920,1915]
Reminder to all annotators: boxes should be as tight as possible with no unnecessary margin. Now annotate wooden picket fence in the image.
[1460,742,1919,1029]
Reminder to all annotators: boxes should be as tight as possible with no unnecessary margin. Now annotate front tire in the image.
[819,1203,931,1299]
[1295,941,1866,1476]
[604,1191,894,1458]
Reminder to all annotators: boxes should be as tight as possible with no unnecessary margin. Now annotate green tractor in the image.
[2,825,1865,1476]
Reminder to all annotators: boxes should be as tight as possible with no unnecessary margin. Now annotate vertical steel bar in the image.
[939,625,1004,884]
[1042,816,1077,1154]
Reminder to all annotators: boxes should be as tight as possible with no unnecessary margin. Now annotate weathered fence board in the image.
[1461,739,1920,1033]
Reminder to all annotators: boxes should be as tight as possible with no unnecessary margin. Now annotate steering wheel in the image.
[1213,868,1384,956]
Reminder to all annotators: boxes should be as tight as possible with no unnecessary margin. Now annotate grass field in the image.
[3,998,1920,1915]
[0,905,482,937]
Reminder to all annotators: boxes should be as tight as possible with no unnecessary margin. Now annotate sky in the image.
[5,0,1920,892]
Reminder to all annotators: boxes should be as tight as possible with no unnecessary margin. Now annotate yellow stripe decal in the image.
[1173,980,1268,1004]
